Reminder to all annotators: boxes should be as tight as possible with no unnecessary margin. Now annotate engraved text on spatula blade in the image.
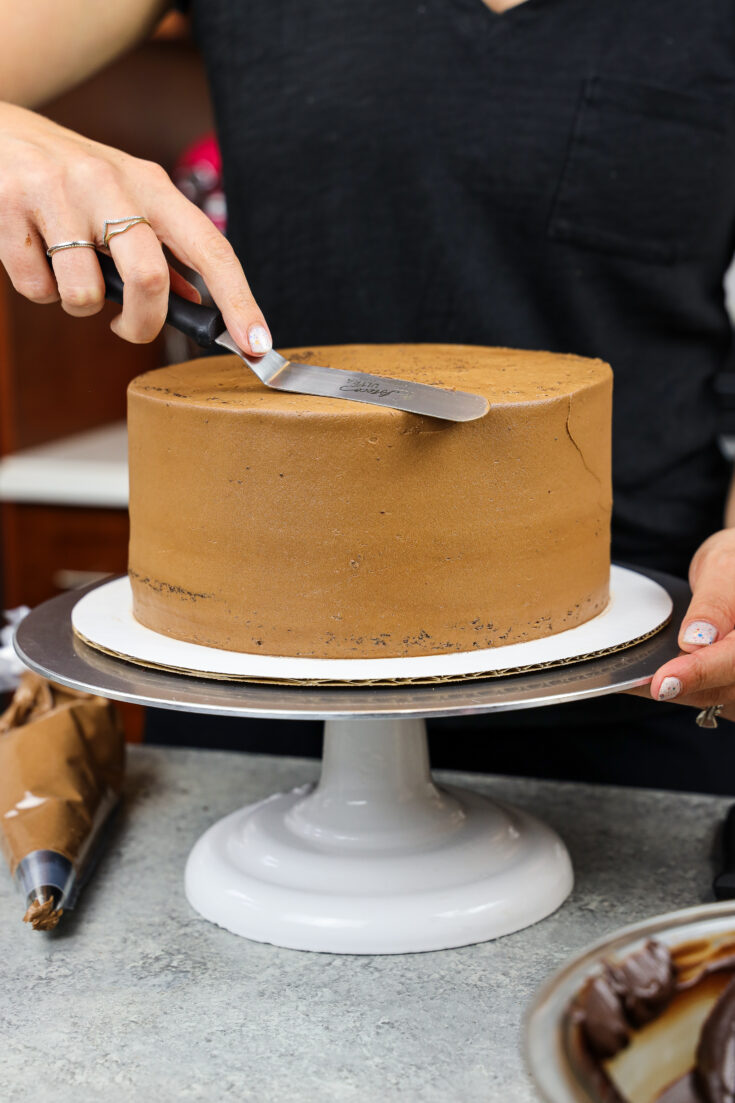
[215,331,488,421]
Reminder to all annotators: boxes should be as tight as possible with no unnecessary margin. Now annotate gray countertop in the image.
[0,746,727,1103]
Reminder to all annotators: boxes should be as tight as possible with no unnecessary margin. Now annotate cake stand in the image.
[14,568,689,955]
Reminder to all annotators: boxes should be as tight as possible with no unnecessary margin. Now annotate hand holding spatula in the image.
[96,252,489,422]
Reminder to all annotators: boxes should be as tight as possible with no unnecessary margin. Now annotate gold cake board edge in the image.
[73,615,671,689]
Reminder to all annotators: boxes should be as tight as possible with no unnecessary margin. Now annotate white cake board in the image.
[18,569,679,954]
[71,566,672,685]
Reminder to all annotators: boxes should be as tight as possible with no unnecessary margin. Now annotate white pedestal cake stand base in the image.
[185,717,572,953]
[14,568,687,954]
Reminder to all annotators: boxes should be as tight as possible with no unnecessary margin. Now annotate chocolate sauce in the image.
[695,976,735,1103]
[576,942,676,1059]
[610,941,677,1029]
[578,970,632,1059]
[570,938,735,1103]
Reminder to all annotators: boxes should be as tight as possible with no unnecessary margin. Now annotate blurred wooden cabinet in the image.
[0,280,157,741]
[0,30,212,741]
[1,502,131,609]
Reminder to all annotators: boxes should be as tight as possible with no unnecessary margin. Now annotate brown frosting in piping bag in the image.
[0,673,124,877]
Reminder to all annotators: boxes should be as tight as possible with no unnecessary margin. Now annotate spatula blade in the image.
[216,332,489,422]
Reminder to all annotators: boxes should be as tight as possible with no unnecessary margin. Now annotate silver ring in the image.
[695,704,726,729]
[46,240,97,258]
[100,216,151,248]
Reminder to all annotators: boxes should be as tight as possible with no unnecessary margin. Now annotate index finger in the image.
[152,193,272,356]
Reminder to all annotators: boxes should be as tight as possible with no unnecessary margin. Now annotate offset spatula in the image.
[96,254,488,421]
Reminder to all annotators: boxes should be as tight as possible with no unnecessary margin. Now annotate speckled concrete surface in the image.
[0,745,727,1103]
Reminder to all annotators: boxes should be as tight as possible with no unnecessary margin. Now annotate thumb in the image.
[678,532,735,652]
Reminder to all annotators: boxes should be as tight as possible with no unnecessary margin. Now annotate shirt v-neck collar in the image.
[481,0,531,13]
[473,0,553,20]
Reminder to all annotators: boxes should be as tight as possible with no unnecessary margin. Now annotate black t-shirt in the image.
[187,0,735,579]
[152,0,735,788]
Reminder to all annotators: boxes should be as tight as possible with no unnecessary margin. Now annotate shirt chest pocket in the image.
[548,77,731,264]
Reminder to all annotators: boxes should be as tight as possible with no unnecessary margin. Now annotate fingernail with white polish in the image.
[248,325,272,354]
[683,621,718,646]
[658,676,682,701]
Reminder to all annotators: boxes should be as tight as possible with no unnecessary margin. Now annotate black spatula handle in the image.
[95,251,224,348]
[46,250,225,349]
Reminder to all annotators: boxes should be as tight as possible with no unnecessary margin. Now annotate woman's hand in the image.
[0,101,271,352]
[632,529,735,719]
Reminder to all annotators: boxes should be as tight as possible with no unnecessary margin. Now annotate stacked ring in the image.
[101,216,151,247]
[46,240,96,257]
[695,704,726,729]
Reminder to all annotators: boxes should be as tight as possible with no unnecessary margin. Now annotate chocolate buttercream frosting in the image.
[23,897,63,931]
[127,344,612,659]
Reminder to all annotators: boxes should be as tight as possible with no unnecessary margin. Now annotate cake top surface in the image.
[128,344,611,415]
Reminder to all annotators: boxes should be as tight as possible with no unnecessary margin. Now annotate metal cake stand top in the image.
[14,571,689,721]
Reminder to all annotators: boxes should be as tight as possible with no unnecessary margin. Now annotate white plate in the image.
[71,565,672,684]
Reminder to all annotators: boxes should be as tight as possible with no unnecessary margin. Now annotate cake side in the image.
[127,345,612,659]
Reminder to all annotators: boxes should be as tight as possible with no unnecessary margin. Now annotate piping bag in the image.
[0,671,124,930]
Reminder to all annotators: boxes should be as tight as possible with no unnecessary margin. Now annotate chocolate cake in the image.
[127,344,612,659]
[570,936,735,1103]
